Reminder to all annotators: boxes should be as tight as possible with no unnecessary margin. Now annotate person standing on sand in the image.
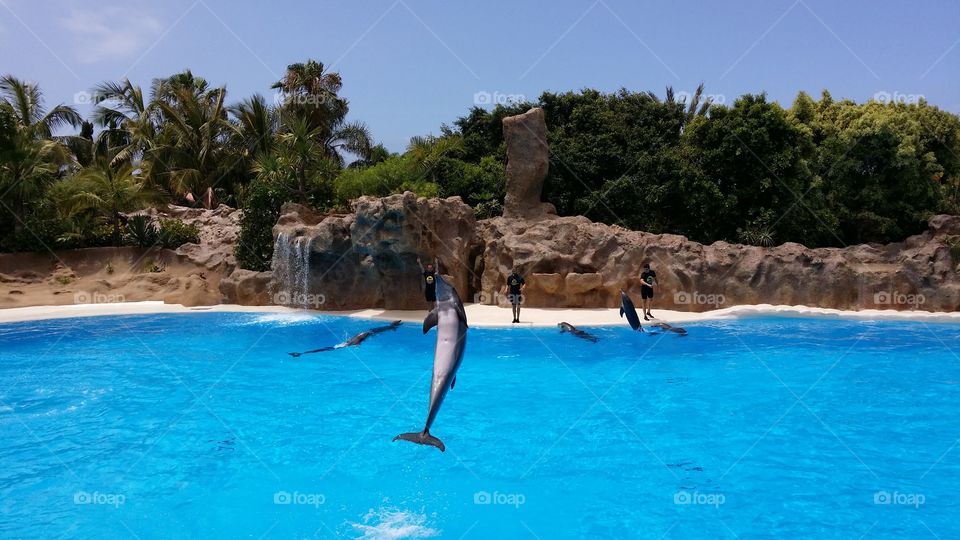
[417,257,436,305]
[503,267,526,323]
[640,262,657,320]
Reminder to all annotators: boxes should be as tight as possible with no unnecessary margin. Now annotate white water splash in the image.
[253,313,318,326]
[351,508,440,540]
[242,313,319,326]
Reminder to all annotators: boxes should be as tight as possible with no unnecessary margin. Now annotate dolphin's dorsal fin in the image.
[423,308,439,334]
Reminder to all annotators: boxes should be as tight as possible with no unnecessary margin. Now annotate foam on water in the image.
[351,508,440,540]
[242,312,320,326]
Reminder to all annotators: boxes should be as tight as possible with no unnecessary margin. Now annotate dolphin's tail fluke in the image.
[392,430,445,452]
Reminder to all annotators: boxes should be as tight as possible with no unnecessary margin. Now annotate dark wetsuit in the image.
[423,271,436,302]
[507,273,525,305]
[640,269,657,299]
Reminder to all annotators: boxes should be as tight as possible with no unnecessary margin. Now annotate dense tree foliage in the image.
[442,88,960,247]
[2,63,959,262]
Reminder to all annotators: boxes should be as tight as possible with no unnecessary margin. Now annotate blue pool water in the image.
[1,312,959,538]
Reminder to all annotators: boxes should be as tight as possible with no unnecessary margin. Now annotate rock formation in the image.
[0,205,242,308]
[261,185,960,313]
[502,107,552,219]
[474,213,960,312]
[268,193,476,310]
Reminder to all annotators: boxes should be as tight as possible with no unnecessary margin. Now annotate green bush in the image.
[236,178,288,271]
[0,216,67,253]
[157,218,200,248]
[334,155,439,206]
[474,199,502,219]
[126,215,159,247]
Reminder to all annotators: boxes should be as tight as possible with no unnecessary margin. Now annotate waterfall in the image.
[271,232,312,307]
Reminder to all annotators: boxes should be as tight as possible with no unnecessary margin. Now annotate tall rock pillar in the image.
[502,107,551,219]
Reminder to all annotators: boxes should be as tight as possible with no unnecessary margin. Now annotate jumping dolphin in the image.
[651,321,688,336]
[558,322,599,342]
[288,320,402,357]
[619,290,644,332]
[393,273,468,452]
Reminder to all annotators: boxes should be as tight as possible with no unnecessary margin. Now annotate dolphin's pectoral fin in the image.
[393,430,445,452]
[450,376,456,390]
[423,309,439,334]
[288,352,301,357]
[619,307,624,317]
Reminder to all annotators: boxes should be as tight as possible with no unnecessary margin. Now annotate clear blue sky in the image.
[1,0,957,152]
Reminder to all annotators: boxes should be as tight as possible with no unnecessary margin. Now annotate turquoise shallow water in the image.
[0,312,958,538]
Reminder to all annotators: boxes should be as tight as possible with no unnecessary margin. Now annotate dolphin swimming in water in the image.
[651,321,688,336]
[393,273,468,452]
[619,290,644,332]
[288,320,402,357]
[558,322,599,342]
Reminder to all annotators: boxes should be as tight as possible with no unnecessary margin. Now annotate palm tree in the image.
[661,82,714,127]
[0,75,82,139]
[64,120,96,168]
[229,94,277,160]
[271,60,347,129]
[272,60,372,164]
[406,134,463,183]
[93,72,242,208]
[61,157,160,244]
[150,73,237,207]
[91,78,158,168]
[252,116,338,204]
[0,75,81,229]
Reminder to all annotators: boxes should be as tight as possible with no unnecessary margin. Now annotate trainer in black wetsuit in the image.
[640,262,657,320]
[505,269,526,323]
[418,257,437,304]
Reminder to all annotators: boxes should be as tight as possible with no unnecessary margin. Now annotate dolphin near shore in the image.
[558,322,599,342]
[393,273,468,452]
[619,290,644,332]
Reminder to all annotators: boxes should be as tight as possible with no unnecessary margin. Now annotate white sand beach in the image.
[1,301,958,326]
